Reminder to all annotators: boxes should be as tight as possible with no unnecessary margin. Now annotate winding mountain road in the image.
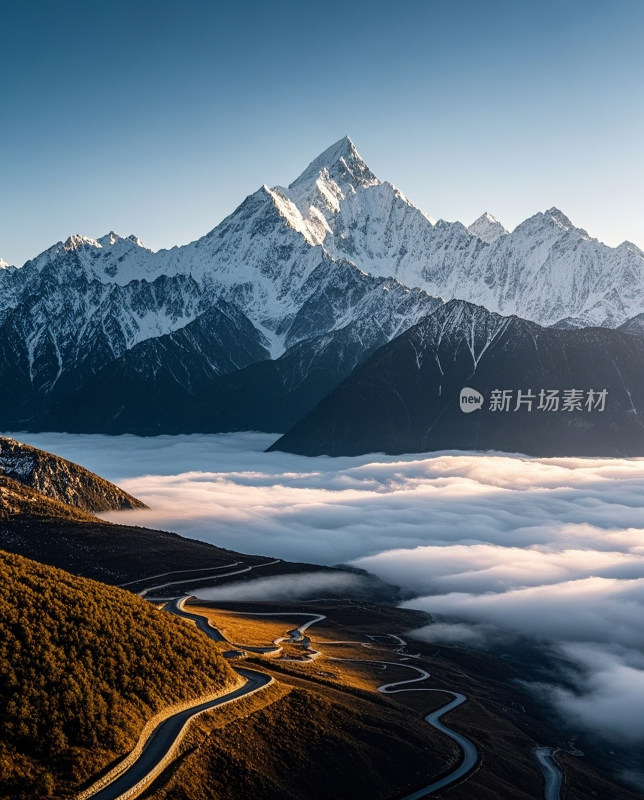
[191,606,479,798]
[136,559,281,598]
[80,590,278,800]
[92,598,477,800]
[169,597,283,653]
[231,610,327,659]
[118,562,241,590]
[84,668,271,800]
[398,690,477,799]
[533,747,563,800]
[331,657,478,798]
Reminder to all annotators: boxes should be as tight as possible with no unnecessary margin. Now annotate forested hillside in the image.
[0,551,236,799]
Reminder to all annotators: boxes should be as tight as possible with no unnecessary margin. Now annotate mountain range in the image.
[2,136,644,454]
[270,300,644,457]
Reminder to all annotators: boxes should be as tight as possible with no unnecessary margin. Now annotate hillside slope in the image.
[270,300,644,457]
[0,470,280,586]
[0,475,96,522]
[0,437,144,511]
[0,550,237,799]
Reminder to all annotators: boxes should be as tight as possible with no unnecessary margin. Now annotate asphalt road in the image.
[168,597,282,653]
[118,561,241,591]
[330,657,479,799]
[399,691,477,799]
[194,608,480,798]
[87,667,271,800]
[87,602,477,800]
[533,747,563,800]
[168,596,228,641]
[137,559,280,598]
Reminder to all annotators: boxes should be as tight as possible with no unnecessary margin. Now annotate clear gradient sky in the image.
[2,0,643,266]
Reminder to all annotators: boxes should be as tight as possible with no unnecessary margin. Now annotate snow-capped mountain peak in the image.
[97,231,122,247]
[5,135,644,438]
[617,240,644,255]
[95,231,149,251]
[544,206,575,230]
[289,135,380,192]
[0,258,10,269]
[511,208,595,247]
[4,134,644,387]
[270,137,454,291]
[468,212,508,243]
[64,234,100,251]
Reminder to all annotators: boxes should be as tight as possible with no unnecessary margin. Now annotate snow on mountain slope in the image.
[275,137,480,293]
[1,138,454,394]
[468,212,508,243]
[8,136,644,338]
[274,139,644,327]
[284,255,439,349]
[31,252,441,434]
[466,211,644,327]
[617,311,644,339]
[234,136,644,329]
[3,135,644,434]
[0,140,446,429]
[408,299,513,375]
[0,436,144,511]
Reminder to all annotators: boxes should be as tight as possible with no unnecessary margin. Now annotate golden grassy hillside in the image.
[147,676,455,800]
[0,550,237,799]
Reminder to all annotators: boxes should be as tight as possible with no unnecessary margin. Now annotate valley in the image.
[5,4,644,798]
[1,436,640,799]
[74,584,641,800]
[2,133,644,799]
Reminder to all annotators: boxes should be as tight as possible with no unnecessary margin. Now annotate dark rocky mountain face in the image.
[29,263,441,435]
[269,300,644,458]
[617,311,644,338]
[173,318,406,435]
[0,264,212,428]
[35,301,271,433]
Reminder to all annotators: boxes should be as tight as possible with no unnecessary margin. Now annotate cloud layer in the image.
[194,571,371,602]
[8,430,644,755]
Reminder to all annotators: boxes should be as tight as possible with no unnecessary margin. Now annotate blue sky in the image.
[2,0,643,266]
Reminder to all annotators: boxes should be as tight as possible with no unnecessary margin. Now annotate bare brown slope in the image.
[0,476,268,585]
[0,477,357,591]
[0,436,145,511]
[146,684,454,800]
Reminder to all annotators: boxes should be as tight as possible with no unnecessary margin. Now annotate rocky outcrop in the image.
[0,437,145,512]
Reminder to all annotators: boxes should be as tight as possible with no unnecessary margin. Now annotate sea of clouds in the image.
[8,430,644,765]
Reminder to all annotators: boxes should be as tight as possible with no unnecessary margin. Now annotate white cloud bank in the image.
[194,571,371,602]
[7,430,644,753]
[537,643,644,744]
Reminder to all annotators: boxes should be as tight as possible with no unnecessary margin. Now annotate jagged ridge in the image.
[0,437,145,511]
[2,137,644,435]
